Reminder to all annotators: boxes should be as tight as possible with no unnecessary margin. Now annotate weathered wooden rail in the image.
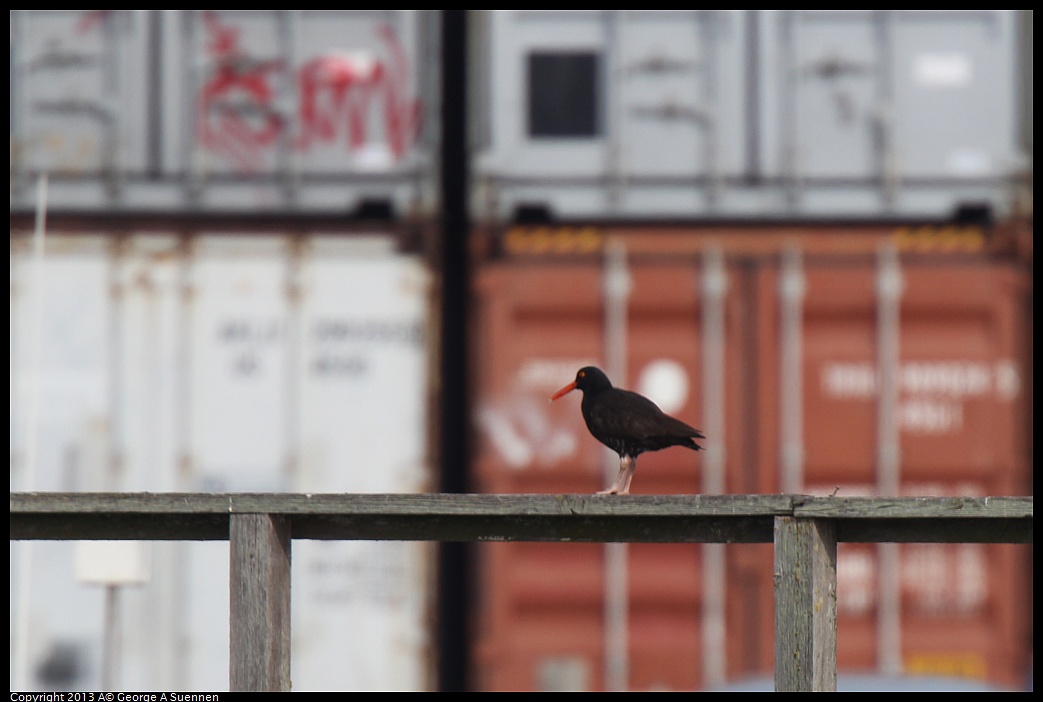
[9,492,1033,692]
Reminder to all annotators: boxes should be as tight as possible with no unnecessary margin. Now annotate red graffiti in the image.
[75,10,114,34]
[296,25,422,160]
[195,13,422,172]
[196,11,284,171]
[376,24,424,159]
[296,53,385,153]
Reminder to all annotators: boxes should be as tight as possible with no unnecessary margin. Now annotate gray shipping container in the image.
[10,231,434,691]
[10,10,438,215]
[473,10,1026,220]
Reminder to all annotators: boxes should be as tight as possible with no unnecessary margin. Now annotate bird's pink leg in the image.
[617,456,637,495]
[597,455,632,496]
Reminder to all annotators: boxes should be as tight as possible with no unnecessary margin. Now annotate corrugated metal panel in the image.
[762,10,1020,212]
[474,9,1024,220]
[12,10,1026,219]
[10,10,436,214]
[474,10,748,220]
[474,263,730,494]
[472,257,759,691]
[470,231,1030,691]
[9,231,434,691]
[753,258,1030,685]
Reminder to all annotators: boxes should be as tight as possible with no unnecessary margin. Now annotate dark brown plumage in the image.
[550,366,704,495]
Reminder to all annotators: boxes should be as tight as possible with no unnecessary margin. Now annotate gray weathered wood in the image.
[794,496,1033,544]
[774,516,837,692]
[795,495,1033,519]
[16,492,1034,542]
[9,492,794,543]
[8,492,1032,692]
[230,513,291,692]
[11,492,1031,543]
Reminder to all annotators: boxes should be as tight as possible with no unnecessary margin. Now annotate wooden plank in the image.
[9,493,794,543]
[794,496,1033,544]
[773,516,837,692]
[8,491,1033,692]
[832,518,1032,544]
[9,492,235,540]
[8,513,230,541]
[794,495,1033,519]
[9,491,796,516]
[9,493,1032,543]
[229,514,291,692]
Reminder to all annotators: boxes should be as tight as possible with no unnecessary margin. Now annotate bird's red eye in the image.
[578,371,585,378]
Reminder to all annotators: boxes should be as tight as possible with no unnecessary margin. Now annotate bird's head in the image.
[550,366,612,401]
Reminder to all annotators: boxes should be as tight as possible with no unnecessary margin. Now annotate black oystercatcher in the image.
[550,366,704,495]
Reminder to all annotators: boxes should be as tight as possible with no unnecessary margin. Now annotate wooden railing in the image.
[9,492,1033,692]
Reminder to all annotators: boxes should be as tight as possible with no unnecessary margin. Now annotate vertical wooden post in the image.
[230,513,291,692]
[773,516,837,692]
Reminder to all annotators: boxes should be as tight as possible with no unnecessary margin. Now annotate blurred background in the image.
[9,10,1033,692]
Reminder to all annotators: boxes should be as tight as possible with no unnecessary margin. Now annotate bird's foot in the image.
[596,486,619,495]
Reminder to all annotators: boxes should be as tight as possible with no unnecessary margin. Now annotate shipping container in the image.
[473,10,1026,221]
[9,229,435,691]
[469,224,1031,691]
[12,10,1028,221]
[753,251,1031,687]
[9,10,438,215]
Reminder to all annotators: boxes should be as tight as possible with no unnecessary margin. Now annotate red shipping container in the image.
[753,259,1031,686]
[470,235,1031,691]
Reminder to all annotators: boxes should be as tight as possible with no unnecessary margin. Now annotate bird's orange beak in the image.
[550,381,577,401]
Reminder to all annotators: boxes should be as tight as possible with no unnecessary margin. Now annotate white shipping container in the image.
[10,232,434,691]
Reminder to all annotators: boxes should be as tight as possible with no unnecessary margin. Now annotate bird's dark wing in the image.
[585,389,705,446]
